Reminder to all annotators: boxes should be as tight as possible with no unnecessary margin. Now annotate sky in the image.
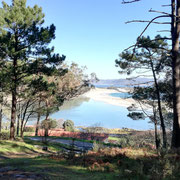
[2,0,170,79]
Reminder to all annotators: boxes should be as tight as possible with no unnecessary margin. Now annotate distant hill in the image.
[93,78,153,87]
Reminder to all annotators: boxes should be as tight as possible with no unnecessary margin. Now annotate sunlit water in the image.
[50,95,153,130]
[110,92,131,98]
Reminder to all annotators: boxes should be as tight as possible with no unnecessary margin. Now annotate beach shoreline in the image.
[82,87,136,108]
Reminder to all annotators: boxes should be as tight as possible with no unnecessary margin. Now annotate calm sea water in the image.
[50,95,153,130]
[110,92,131,98]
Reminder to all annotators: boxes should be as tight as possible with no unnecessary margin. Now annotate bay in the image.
[51,96,153,130]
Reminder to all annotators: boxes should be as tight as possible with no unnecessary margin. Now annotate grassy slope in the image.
[0,139,180,179]
[0,157,117,180]
[0,140,43,155]
[0,140,117,179]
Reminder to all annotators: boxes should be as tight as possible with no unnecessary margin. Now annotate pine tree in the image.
[0,0,65,139]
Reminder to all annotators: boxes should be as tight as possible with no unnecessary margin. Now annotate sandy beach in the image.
[83,88,137,108]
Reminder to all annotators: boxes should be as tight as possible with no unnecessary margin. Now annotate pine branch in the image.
[124,15,171,52]
[124,37,171,51]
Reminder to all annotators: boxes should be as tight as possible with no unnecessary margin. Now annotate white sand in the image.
[82,88,136,108]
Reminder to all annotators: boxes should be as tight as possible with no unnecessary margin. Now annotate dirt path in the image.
[28,137,94,151]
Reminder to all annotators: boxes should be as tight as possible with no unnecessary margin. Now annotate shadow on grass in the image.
[1,148,180,179]
[0,156,119,180]
[0,155,9,160]
[0,140,40,155]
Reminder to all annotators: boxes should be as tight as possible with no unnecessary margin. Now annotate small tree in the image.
[63,120,75,132]
[116,35,171,148]
[41,118,57,137]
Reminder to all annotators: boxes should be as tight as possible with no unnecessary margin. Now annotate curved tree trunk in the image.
[150,59,167,148]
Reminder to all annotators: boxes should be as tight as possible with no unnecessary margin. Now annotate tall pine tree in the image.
[0,0,65,139]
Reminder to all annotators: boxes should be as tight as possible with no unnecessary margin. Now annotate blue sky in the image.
[3,0,170,79]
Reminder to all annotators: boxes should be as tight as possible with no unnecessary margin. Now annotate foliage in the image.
[63,120,75,132]
[127,112,146,120]
[0,131,9,140]
[116,35,172,148]
[92,141,105,152]
[0,0,66,139]
[24,127,35,132]
[41,118,57,131]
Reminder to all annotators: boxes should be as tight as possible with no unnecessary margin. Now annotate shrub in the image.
[41,118,57,137]
[24,126,35,132]
[41,118,57,130]
[0,132,9,140]
[92,142,104,152]
[63,120,75,132]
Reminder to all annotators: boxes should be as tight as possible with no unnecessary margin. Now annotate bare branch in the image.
[126,20,170,25]
[149,9,172,16]
[126,75,153,80]
[122,0,140,4]
[127,81,154,86]
[137,100,152,118]
[157,30,171,32]
[137,15,170,41]
[162,4,171,7]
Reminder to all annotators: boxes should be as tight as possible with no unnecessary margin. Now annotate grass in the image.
[0,140,43,155]
[0,139,180,179]
[0,130,179,179]
[108,136,120,141]
[0,157,118,180]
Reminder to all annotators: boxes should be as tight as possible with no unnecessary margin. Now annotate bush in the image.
[63,120,75,132]
[92,142,104,152]
[41,118,57,130]
[0,132,9,140]
[24,127,35,132]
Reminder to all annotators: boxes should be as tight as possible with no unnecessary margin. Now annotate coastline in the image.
[82,87,136,108]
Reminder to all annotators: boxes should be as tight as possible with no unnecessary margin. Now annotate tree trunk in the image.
[20,123,24,138]
[16,115,20,136]
[10,31,18,140]
[0,108,2,133]
[35,101,41,136]
[171,0,180,148]
[10,90,17,140]
[43,100,50,137]
[44,128,49,137]
[150,59,167,148]
[152,106,160,150]
[20,100,30,138]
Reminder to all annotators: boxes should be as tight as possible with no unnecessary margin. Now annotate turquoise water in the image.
[51,98,153,130]
[110,92,131,98]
